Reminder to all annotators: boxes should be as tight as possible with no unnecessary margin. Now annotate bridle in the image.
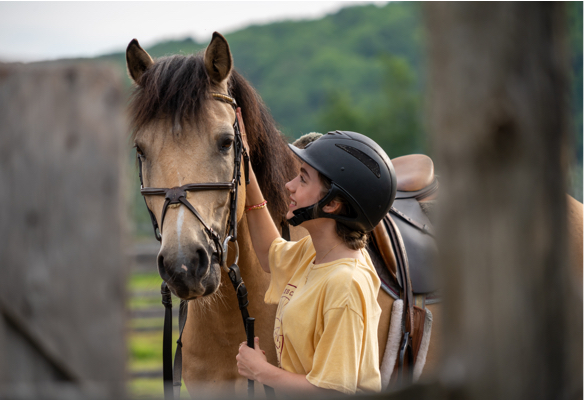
[137,92,249,269]
[136,92,273,400]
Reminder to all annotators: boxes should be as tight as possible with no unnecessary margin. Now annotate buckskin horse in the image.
[125,32,583,397]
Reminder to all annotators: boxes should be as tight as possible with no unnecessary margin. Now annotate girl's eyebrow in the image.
[300,167,310,180]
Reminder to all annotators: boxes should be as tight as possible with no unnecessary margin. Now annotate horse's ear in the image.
[204,32,233,84]
[126,39,154,84]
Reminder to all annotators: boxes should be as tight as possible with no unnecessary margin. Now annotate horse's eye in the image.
[220,138,234,152]
[134,144,145,158]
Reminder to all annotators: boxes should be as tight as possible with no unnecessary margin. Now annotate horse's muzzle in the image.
[157,245,221,299]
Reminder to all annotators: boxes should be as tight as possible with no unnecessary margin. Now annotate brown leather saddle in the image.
[370,154,439,299]
[367,154,439,381]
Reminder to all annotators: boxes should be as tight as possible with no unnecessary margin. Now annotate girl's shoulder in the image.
[320,258,380,314]
[270,235,314,261]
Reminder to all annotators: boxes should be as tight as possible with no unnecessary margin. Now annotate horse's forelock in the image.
[129,53,211,140]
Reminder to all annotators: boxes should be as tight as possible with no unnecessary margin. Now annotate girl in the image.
[235,110,397,395]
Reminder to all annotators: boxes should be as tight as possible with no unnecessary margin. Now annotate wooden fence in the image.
[0,62,128,399]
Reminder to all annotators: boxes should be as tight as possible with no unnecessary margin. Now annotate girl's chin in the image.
[286,210,294,220]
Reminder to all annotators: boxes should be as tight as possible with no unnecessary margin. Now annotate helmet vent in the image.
[335,144,381,178]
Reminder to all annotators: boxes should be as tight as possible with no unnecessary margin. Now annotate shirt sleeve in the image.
[306,306,364,394]
[264,236,310,304]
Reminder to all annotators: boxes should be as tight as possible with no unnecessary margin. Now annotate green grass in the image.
[129,377,191,400]
[129,271,164,292]
[128,378,164,399]
[127,271,185,399]
[129,295,164,310]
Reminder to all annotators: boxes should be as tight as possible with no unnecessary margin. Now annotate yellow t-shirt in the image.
[264,236,382,394]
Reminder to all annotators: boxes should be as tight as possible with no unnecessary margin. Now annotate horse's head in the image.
[126,33,246,300]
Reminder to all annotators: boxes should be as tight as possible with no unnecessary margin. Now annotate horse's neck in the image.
[231,208,308,281]
[227,215,271,292]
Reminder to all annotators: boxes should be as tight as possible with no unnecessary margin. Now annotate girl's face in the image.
[285,162,324,220]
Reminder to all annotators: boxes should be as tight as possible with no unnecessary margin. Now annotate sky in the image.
[0,1,384,63]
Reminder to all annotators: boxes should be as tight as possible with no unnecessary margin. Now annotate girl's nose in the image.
[285,178,295,192]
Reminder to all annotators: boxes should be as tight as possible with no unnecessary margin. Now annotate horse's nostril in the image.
[194,249,210,278]
[157,254,171,282]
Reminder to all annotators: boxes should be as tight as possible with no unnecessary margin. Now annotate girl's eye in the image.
[300,175,306,183]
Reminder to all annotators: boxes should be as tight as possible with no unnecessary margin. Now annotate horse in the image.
[125,32,583,397]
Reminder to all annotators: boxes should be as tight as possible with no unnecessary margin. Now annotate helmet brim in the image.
[287,143,330,181]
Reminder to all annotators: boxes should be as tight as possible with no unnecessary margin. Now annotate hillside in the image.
[94,3,425,154]
[82,2,581,235]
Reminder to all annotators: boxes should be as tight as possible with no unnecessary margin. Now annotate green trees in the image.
[88,1,581,236]
[318,54,424,158]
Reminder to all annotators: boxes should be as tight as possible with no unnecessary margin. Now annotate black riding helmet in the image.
[287,130,397,232]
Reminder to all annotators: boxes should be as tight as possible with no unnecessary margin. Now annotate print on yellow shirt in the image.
[274,283,296,366]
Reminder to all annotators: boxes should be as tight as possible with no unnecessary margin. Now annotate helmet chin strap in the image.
[287,185,340,227]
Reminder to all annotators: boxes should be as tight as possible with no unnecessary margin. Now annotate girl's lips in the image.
[289,199,297,208]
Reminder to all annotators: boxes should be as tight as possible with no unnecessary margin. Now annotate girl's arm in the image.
[236,337,337,395]
[238,108,280,273]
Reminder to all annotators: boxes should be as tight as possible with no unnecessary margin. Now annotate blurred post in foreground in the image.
[425,2,582,400]
[0,63,128,399]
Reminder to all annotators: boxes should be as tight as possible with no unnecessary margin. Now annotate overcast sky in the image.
[0,1,385,63]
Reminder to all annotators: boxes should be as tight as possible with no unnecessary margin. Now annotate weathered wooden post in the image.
[425,2,581,400]
[0,63,128,399]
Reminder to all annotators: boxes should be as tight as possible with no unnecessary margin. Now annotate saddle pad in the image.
[380,300,433,388]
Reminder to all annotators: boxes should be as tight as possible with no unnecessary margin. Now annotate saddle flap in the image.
[371,199,439,295]
[391,198,439,294]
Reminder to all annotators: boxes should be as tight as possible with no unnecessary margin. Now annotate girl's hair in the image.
[315,173,369,250]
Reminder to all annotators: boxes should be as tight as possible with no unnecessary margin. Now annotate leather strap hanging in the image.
[383,215,415,383]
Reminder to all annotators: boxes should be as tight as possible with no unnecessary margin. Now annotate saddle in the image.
[368,154,440,383]
[372,154,439,297]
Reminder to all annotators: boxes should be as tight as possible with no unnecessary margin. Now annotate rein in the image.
[137,93,272,399]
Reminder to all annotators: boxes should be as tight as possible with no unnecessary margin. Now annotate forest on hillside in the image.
[85,2,582,235]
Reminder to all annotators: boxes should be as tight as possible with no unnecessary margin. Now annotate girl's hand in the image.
[236,107,249,153]
[236,337,268,381]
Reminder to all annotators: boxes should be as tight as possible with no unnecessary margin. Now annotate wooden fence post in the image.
[425,3,581,400]
[0,62,129,399]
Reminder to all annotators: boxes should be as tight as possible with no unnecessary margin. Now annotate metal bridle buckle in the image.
[221,236,239,272]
